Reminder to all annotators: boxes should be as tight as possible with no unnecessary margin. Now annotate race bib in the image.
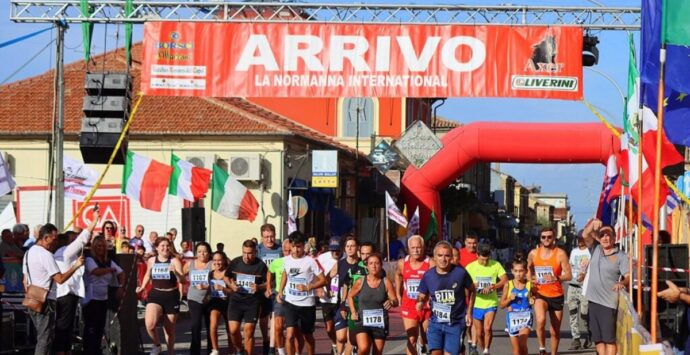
[152,263,171,280]
[432,303,452,323]
[287,276,308,297]
[211,279,226,298]
[329,276,339,294]
[476,276,493,291]
[405,279,421,299]
[534,266,555,284]
[362,309,385,328]
[508,311,532,333]
[263,255,278,267]
[189,269,209,287]
[236,274,256,294]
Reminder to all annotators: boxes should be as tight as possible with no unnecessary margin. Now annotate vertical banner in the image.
[142,22,583,99]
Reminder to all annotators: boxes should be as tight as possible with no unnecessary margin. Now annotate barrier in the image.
[616,291,674,354]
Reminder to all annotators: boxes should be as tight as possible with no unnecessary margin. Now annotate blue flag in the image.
[640,0,690,146]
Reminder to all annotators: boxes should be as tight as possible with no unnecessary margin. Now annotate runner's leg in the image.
[533,299,548,350]
[209,309,221,351]
[402,317,420,355]
[372,338,385,355]
[144,304,163,347]
[163,314,177,355]
[482,311,496,351]
[548,310,563,355]
[244,322,258,355]
[230,321,243,353]
[472,318,484,350]
[355,332,371,355]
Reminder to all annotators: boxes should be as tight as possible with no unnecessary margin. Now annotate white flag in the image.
[0,203,16,229]
[63,155,98,201]
[405,206,420,240]
[385,191,408,228]
[0,151,16,197]
[287,190,297,235]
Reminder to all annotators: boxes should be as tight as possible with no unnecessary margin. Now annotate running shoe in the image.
[149,345,162,355]
[210,350,219,355]
[568,338,581,350]
[538,349,547,355]
[331,344,338,355]
[583,337,593,348]
[468,345,479,355]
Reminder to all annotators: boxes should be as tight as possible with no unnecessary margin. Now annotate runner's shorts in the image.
[333,305,348,331]
[208,297,229,316]
[284,302,317,334]
[321,302,339,322]
[535,294,565,311]
[472,306,498,321]
[228,299,261,324]
[352,322,389,339]
[400,304,431,322]
[427,320,466,355]
[588,301,617,343]
[148,289,181,315]
[505,310,533,337]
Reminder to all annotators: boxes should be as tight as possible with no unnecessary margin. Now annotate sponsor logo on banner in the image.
[141,23,583,99]
[73,196,131,233]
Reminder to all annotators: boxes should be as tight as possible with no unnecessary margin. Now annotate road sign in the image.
[312,150,338,188]
[368,140,400,174]
[394,121,443,168]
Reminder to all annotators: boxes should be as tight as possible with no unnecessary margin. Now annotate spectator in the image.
[22,224,86,354]
[24,224,42,249]
[582,221,629,355]
[54,213,99,355]
[120,242,133,254]
[129,225,152,253]
[567,235,591,350]
[181,240,194,258]
[101,220,118,251]
[0,228,23,258]
[13,224,29,250]
[216,243,225,253]
[83,235,125,354]
[658,280,690,354]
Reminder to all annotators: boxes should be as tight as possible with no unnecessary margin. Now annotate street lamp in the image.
[585,66,626,104]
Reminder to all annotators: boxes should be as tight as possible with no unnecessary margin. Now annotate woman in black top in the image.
[136,237,185,355]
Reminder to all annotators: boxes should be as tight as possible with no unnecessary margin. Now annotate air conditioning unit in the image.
[186,156,208,169]
[229,153,261,181]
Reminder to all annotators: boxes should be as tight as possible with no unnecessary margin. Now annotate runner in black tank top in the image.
[136,237,184,355]
[347,253,398,355]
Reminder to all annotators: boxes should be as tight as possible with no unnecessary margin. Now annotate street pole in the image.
[55,21,65,230]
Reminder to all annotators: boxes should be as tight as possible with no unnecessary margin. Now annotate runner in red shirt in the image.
[395,235,435,355]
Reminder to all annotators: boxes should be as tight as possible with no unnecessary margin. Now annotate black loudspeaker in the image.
[182,207,206,242]
[79,132,128,164]
[642,244,689,343]
[107,253,139,355]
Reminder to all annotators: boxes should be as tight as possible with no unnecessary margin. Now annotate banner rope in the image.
[582,100,621,137]
[64,92,145,231]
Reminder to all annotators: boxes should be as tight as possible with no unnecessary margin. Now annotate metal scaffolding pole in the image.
[55,20,65,230]
[11,1,640,29]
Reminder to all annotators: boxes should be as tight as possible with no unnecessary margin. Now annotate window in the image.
[342,98,374,138]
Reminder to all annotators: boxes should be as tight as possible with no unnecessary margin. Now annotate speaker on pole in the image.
[182,207,206,242]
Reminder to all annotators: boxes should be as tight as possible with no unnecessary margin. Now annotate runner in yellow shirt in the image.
[465,245,508,355]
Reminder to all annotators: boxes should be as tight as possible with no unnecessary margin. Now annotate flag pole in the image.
[627,189,634,299]
[650,43,667,343]
[636,84,644,315]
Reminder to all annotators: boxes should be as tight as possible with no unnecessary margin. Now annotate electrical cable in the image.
[1,39,56,85]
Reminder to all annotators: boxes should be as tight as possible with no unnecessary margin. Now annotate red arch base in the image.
[400,122,621,237]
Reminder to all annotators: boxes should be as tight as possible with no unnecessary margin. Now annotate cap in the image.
[328,237,341,251]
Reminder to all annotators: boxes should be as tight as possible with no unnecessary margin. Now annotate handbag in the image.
[22,250,52,313]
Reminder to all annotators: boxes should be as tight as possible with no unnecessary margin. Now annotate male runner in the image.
[417,241,476,355]
[277,232,327,355]
[258,224,282,354]
[465,245,508,355]
[334,236,365,355]
[395,235,434,355]
[528,227,572,355]
[227,239,268,355]
[317,237,342,355]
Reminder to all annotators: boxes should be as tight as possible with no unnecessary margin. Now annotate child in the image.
[500,253,534,355]
[120,241,132,254]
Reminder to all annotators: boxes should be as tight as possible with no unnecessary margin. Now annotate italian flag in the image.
[211,164,259,221]
[169,154,212,202]
[122,151,173,211]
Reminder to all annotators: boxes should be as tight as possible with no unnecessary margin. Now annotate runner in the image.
[335,235,365,355]
[209,251,234,355]
[277,232,328,355]
[499,253,533,355]
[184,242,212,355]
[465,244,508,355]
[417,241,476,355]
[136,237,185,355]
[266,239,302,355]
[348,253,398,355]
[458,232,479,351]
[527,227,572,355]
[258,224,282,355]
[395,235,434,355]
[567,235,591,350]
[226,239,268,355]
[317,237,342,355]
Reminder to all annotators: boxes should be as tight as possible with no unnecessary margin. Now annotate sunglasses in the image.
[105,227,115,230]
[540,235,554,240]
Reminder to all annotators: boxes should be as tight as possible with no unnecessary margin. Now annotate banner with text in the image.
[141,22,583,99]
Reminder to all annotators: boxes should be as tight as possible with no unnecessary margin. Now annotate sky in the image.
[0,0,641,228]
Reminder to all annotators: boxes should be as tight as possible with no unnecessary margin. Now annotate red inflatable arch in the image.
[400,122,621,237]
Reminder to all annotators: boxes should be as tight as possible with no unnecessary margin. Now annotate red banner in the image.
[142,22,583,99]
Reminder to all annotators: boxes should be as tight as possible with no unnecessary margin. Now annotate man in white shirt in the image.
[567,235,591,350]
[22,223,86,355]
[277,232,327,355]
[54,211,100,354]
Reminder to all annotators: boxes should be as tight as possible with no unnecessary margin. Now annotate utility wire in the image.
[1,38,56,84]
